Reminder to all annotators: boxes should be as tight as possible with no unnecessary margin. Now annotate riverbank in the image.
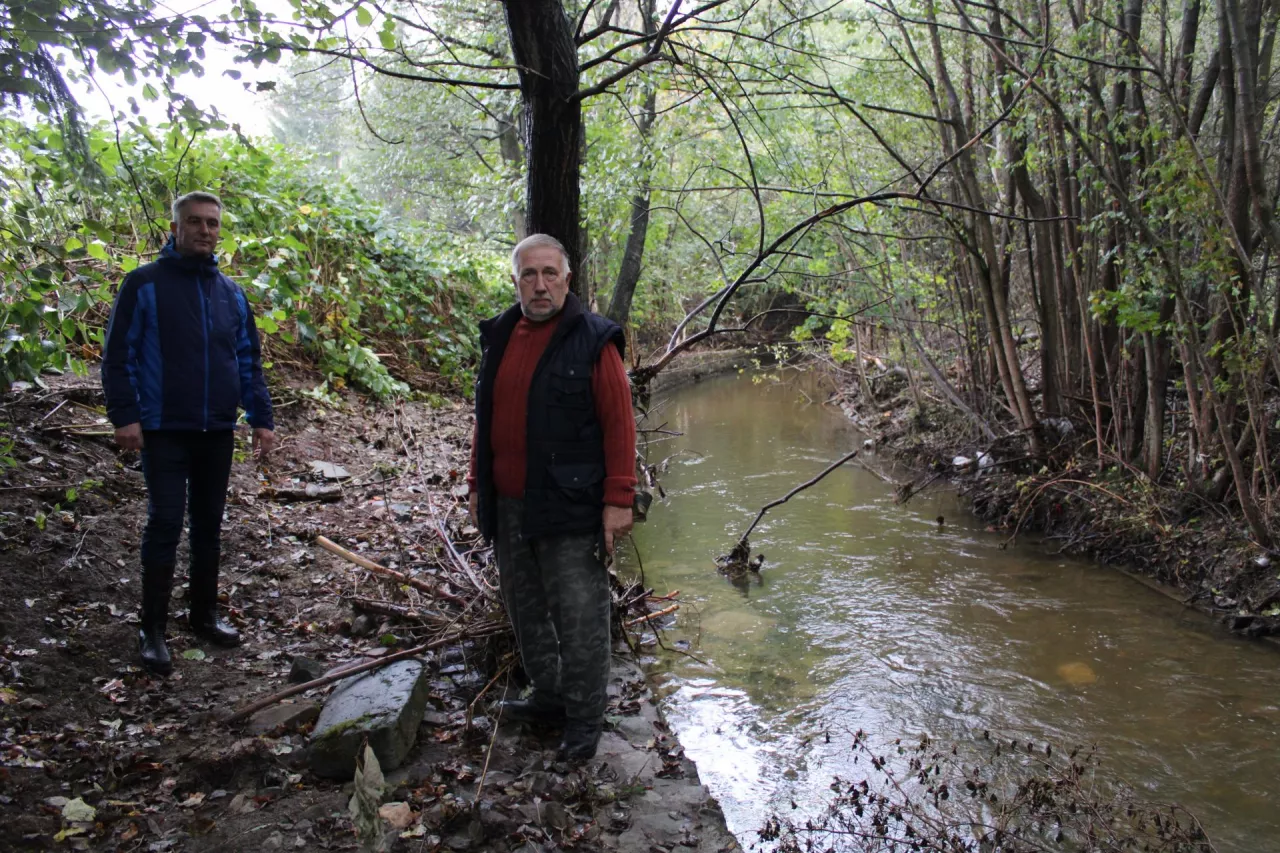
[0,374,733,852]
[826,364,1280,639]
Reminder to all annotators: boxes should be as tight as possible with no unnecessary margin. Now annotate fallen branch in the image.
[225,640,443,725]
[734,449,859,548]
[317,535,467,606]
[347,596,432,621]
[429,519,492,597]
[263,484,344,503]
[625,603,680,628]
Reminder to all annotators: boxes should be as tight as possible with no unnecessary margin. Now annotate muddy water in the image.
[621,370,1280,850]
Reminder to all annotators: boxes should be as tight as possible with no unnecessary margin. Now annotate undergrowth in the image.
[0,119,508,397]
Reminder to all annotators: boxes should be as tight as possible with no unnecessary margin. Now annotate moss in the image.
[315,713,374,741]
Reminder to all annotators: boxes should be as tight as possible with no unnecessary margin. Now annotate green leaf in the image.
[182,649,206,660]
[378,28,396,50]
[63,236,83,252]
[86,241,109,261]
[355,5,373,27]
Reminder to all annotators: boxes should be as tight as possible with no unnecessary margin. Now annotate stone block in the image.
[309,659,428,779]
[248,701,321,736]
[288,656,326,684]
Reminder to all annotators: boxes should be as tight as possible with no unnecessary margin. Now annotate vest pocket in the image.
[549,462,604,498]
[548,371,591,409]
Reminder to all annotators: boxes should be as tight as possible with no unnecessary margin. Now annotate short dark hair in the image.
[172,191,223,222]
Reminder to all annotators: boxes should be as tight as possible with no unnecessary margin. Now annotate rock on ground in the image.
[309,658,429,778]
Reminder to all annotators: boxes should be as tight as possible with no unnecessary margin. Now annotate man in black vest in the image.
[469,234,636,761]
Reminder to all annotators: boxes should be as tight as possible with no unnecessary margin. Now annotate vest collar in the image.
[486,291,585,346]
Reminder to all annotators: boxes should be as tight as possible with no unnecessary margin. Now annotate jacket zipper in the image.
[198,273,210,431]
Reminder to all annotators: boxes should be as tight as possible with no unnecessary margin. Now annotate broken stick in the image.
[316,535,467,606]
[624,603,679,628]
[734,448,859,549]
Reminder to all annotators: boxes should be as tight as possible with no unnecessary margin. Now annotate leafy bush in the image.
[0,118,508,396]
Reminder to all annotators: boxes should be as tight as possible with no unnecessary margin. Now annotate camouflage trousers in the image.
[495,497,611,722]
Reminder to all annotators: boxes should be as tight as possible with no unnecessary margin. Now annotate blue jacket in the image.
[101,239,273,432]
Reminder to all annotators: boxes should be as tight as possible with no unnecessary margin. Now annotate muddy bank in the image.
[642,349,763,399]
[0,375,733,852]
[829,369,1280,639]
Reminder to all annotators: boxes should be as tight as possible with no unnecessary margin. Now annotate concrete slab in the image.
[309,659,428,779]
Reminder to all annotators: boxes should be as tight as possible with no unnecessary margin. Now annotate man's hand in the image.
[602,504,634,556]
[468,493,479,526]
[252,427,275,461]
[114,422,143,451]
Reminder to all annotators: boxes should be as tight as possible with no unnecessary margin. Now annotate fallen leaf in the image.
[61,797,96,822]
[308,460,350,480]
[182,649,207,661]
[379,802,415,830]
[179,792,206,808]
[120,823,139,841]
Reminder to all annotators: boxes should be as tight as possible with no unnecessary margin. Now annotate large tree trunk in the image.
[504,0,584,295]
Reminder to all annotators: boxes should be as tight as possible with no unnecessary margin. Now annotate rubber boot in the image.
[138,563,174,676]
[498,693,567,725]
[557,718,603,762]
[189,553,240,647]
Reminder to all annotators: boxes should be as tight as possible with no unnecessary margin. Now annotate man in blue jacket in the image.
[101,191,275,676]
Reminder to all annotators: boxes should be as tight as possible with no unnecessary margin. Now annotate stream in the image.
[620,369,1280,851]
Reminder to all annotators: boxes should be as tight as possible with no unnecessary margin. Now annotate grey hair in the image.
[172,191,223,222]
[511,233,571,276]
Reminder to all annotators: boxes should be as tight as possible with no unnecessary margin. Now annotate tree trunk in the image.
[606,0,658,327]
[497,112,528,240]
[504,0,584,295]
[926,7,1042,452]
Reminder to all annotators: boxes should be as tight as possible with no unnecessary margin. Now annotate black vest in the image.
[474,293,625,541]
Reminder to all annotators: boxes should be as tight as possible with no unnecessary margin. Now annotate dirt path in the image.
[0,376,733,852]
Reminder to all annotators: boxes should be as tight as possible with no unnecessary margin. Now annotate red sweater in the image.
[469,315,636,508]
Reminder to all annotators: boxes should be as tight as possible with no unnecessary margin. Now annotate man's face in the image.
[171,201,222,257]
[513,245,571,321]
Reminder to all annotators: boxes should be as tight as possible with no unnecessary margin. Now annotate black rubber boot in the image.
[189,554,240,647]
[138,564,174,676]
[557,719,603,762]
[498,694,567,725]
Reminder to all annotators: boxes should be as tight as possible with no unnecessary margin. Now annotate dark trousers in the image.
[140,430,234,573]
[495,497,611,722]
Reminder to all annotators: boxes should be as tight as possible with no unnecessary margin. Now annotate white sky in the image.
[76,0,292,137]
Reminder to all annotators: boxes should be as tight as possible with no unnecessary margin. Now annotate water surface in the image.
[622,370,1280,850]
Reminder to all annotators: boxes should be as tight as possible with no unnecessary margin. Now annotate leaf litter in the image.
[0,374,695,851]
